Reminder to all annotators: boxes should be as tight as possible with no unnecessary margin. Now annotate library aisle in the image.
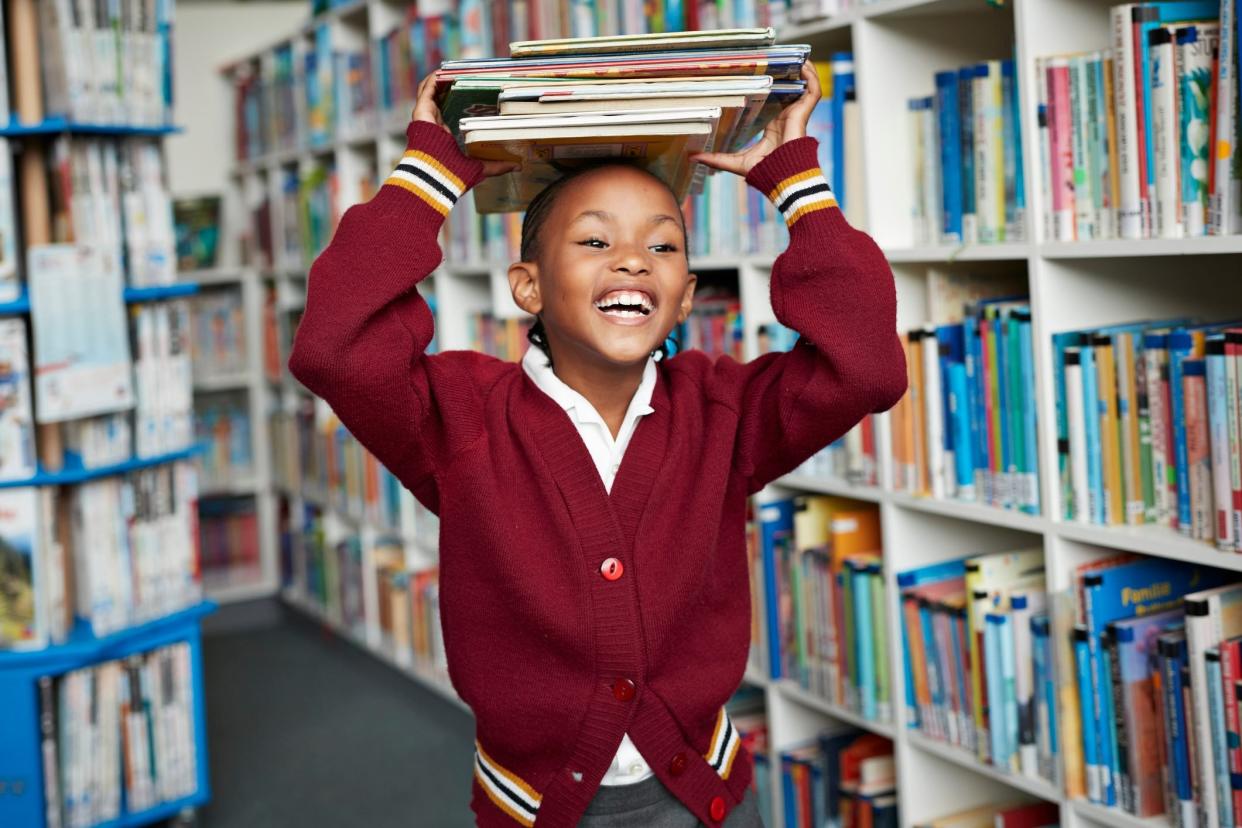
[199,600,476,827]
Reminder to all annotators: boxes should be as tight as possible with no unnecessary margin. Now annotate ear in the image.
[677,272,698,324]
[508,261,542,316]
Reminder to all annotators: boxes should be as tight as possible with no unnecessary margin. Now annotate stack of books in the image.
[432,28,811,212]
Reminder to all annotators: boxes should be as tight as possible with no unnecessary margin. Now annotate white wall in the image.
[167,0,306,196]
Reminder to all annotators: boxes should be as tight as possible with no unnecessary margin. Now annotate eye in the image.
[650,242,679,253]
[578,237,608,249]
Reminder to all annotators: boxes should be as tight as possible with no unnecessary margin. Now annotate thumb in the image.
[689,151,748,176]
[482,160,520,178]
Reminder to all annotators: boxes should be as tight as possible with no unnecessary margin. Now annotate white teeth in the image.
[594,289,654,314]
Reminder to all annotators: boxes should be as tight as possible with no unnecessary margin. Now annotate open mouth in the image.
[593,289,655,318]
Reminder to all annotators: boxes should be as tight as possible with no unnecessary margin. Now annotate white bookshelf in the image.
[221,1,1242,827]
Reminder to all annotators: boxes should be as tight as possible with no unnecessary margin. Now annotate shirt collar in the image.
[521,344,657,428]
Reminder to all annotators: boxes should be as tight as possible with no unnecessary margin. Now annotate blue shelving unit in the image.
[0,602,216,827]
[0,116,182,137]
[0,282,200,318]
[0,442,206,490]
[122,283,200,303]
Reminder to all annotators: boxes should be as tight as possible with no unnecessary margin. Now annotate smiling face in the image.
[509,165,697,369]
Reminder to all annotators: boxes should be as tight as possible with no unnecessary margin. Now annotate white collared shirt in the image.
[520,344,657,786]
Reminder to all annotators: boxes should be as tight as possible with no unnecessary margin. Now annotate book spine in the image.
[1071,54,1096,239]
[1178,24,1218,236]
[1227,332,1242,552]
[960,66,977,244]
[1186,597,1221,828]
[1082,346,1105,525]
[1184,360,1214,542]
[1067,349,1092,522]
[1151,26,1184,238]
[1208,650,1236,828]
[923,325,946,500]
[936,71,964,244]
[1095,335,1124,526]
[1118,333,1145,524]
[1170,332,1195,534]
[1014,596,1039,778]
[1211,0,1240,234]
[1047,58,1077,240]
[1108,628,1135,812]
[1207,339,1235,550]
[1076,625,1102,802]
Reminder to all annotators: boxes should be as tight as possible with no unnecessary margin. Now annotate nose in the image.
[612,243,650,275]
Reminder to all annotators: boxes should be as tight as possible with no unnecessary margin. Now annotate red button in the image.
[710,795,726,822]
[612,678,636,701]
[600,557,624,580]
[669,752,688,776]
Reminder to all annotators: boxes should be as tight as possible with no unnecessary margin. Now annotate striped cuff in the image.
[745,136,837,227]
[474,740,542,826]
[382,121,485,216]
[704,707,742,781]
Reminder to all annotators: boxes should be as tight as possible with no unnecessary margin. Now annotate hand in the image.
[412,75,519,179]
[690,62,822,177]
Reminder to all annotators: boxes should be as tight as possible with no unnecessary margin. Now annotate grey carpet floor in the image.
[197,599,476,827]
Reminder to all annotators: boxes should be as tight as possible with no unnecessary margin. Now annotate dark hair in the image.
[520,163,689,366]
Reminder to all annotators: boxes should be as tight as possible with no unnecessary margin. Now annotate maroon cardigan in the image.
[288,120,906,827]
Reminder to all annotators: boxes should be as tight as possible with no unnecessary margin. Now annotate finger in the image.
[482,160,520,178]
[413,74,440,123]
[689,151,748,176]
[801,62,822,104]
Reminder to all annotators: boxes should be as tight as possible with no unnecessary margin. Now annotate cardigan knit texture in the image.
[288,120,907,827]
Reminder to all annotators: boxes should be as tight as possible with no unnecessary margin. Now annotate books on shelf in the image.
[754,495,889,722]
[199,497,261,590]
[173,195,222,272]
[469,311,533,361]
[1053,320,1242,551]
[38,642,200,828]
[898,550,1056,787]
[1047,555,1242,828]
[892,291,1040,515]
[914,801,1059,828]
[1034,1,1242,241]
[69,461,202,639]
[780,730,896,828]
[6,0,176,127]
[908,58,1027,246]
[195,393,254,492]
[131,300,194,459]
[190,289,249,378]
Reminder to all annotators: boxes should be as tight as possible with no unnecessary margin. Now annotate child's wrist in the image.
[403,120,487,193]
[745,137,837,227]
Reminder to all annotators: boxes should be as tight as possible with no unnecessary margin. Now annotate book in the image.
[509,27,777,57]
[462,111,715,212]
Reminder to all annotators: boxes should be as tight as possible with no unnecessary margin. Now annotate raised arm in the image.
[692,64,907,493]
[287,79,514,509]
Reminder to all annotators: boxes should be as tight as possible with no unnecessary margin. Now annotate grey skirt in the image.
[578,775,765,827]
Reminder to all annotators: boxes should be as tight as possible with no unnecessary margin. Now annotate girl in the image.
[288,62,906,827]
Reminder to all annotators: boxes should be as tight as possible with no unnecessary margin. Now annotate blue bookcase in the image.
[0,602,215,827]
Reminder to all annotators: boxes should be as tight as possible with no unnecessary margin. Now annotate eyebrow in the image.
[569,210,682,228]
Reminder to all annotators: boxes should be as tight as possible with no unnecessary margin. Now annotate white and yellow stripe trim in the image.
[474,741,542,826]
[703,707,742,780]
[768,169,837,226]
[384,149,465,216]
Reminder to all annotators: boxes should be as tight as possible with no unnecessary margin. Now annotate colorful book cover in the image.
[1176,23,1219,235]
[1114,608,1182,817]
